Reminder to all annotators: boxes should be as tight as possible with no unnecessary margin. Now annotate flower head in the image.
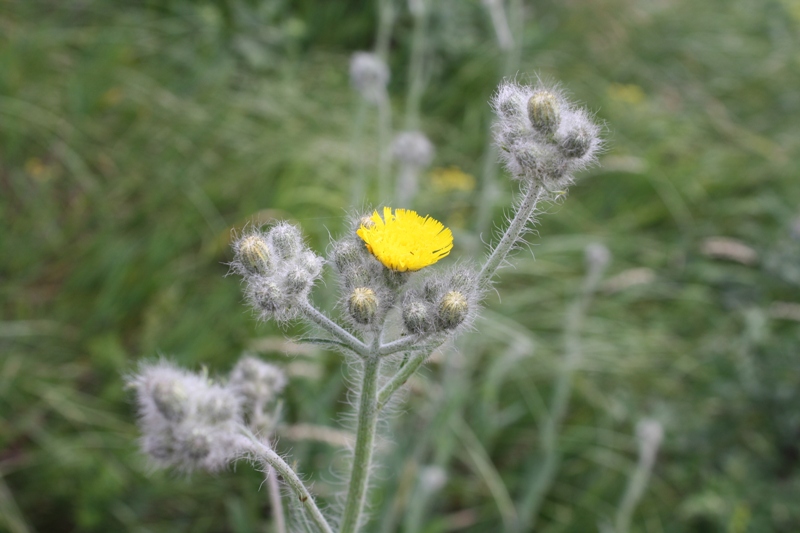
[357,207,453,272]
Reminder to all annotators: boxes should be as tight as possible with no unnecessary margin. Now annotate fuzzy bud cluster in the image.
[130,356,290,471]
[401,266,480,334]
[229,356,287,407]
[232,223,323,323]
[129,361,247,472]
[492,81,601,190]
[392,131,435,169]
[584,242,611,273]
[330,218,399,329]
[229,355,287,431]
[350,52,390,104]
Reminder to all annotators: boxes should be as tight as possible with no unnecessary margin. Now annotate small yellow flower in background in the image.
[357,207,453,272]
[607,83,646,105]
[430,166,476,192]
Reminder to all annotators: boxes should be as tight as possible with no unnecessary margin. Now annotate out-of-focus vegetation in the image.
[2,0,799,531]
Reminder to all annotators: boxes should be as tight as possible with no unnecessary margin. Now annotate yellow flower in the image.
[357,207,453,272]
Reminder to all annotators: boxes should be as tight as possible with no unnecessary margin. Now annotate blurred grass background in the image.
[2,0,799,531]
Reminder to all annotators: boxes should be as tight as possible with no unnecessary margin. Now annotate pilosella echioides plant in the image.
[128,78,602,533]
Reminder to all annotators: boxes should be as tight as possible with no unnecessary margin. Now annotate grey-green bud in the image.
[251,280,284,314]
[270,224,302,259]
[197,389,239,424]
[237,234,273,275]
[527,91,560,136]
[183,428,211,460]
[403,300,430,334]
[436,291,468,330]
[348,287,379,325]
[422,279,441,303]
[284,267,312,295]
[499,97,521,120]
[332,239,363,273]
[560,125,592,158]
[151,379,188,422]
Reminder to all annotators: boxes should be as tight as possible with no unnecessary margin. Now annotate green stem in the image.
[474,0,525,240]
[266,465,287,533]
[243,432,333,533]
[377,350,428,411]
[403,0,428,131]
[300,302,368,357]
[374,0,395,61]
[377,94,393,202]
[340,352,382,533]
[477,184,543,289]
[379,333,425,356]
[350,101,369,206]
[614,449,655,533]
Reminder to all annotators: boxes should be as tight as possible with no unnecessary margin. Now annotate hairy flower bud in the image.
[357,215,376,231]
[248,279,285,316]
[183,427,212,461]
[436,291,469,330]
[229,356,287,406]
[284,266,313,296]
[270,223,303,260]
[422,278,442,303]
[235,234,273,276]
[350,52,390,104]
[392,131,435,168]
[493,81,601,189]
[585,242,611,272]
[196,386,240,424]
[560,125,593,158]
[527,91,560,136]
[419,465,448,494]
[332,239,364,273]
[348,287,379,325]
[151,379,188,422]
[129,361,247,472]
[402,298,431,334]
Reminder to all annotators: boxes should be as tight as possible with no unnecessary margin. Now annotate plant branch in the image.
[339,350,382,533]
[299,301,369,358]
[242,431,333,533]
[377,350,429,411]
[477,184,544,289]
[378,334,426,356]
[266,465,287,533]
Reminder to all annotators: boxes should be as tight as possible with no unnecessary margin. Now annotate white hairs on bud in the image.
[392,131,435,168]
[231,222,325,325]
[350,52,390,104]
[492,79,603,190]
[229,355,288,408]
[128,360,246,472]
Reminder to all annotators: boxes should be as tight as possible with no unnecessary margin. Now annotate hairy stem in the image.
[474,0,525,241]
[614,447,657,533]
[266,465,287,533]
[340,351,382,533]
[377,93,393,202]
[374,0,395,61]
[300,301,369,357]
[243,432,333,533]
[403,0,428,131]
[477,184,543,289]
[350,101,369,206]
[378,333,426,356]
[377,351,428,411]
